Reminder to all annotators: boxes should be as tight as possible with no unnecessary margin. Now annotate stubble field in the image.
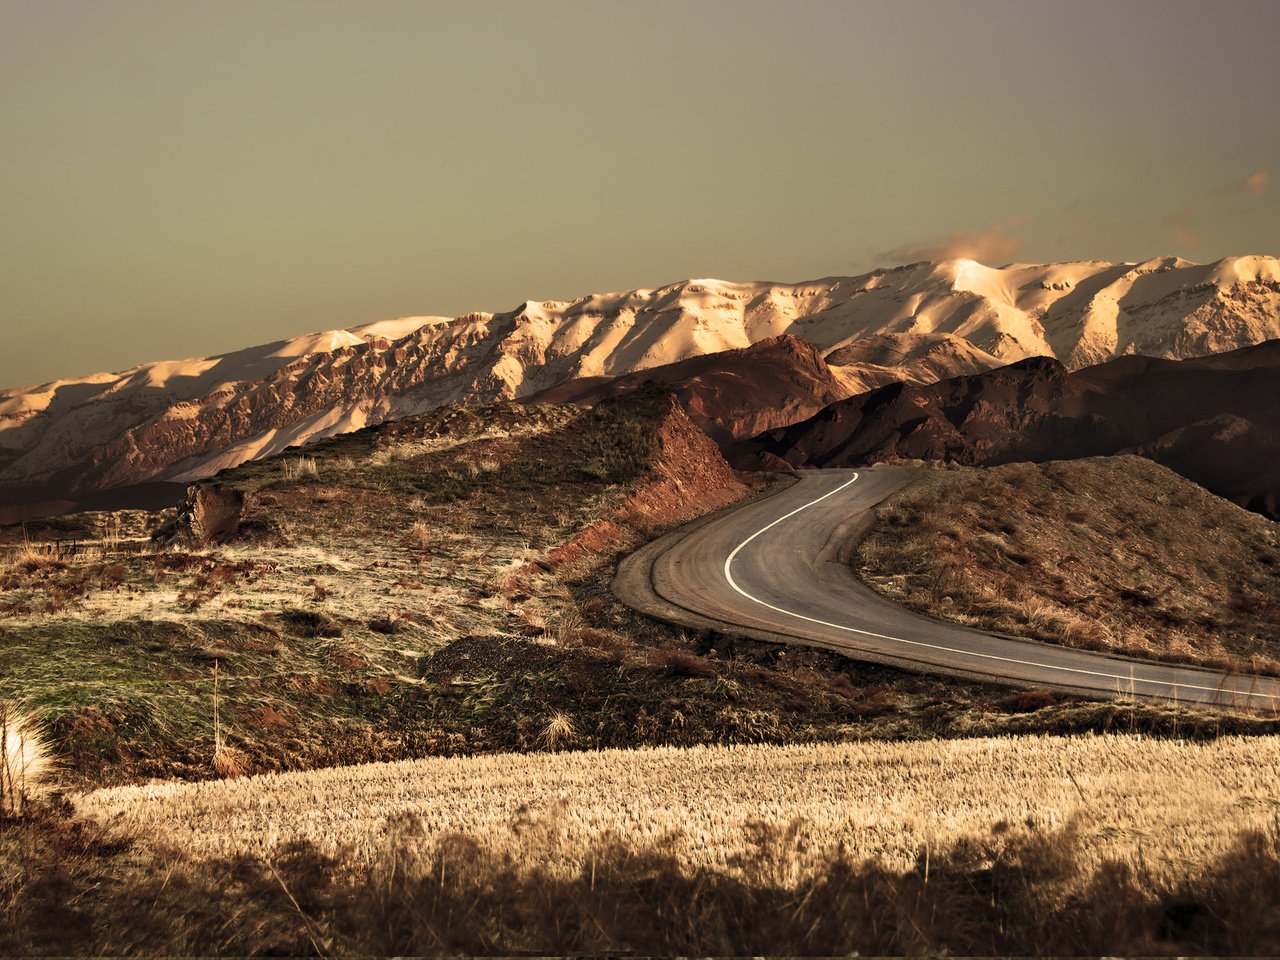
[80,733,1280,882]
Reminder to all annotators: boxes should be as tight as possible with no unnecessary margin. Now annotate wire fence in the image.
[0,536,155,561]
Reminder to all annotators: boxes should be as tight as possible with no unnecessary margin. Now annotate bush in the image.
[997,689,1059,713]
[277,608,343,638]
[650,647,718,678]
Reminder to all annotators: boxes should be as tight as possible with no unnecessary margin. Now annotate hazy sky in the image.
[2,0,1277,388]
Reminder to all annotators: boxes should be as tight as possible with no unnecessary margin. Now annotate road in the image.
[614,466,1280,707]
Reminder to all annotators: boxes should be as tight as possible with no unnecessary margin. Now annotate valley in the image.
[4,258,1279,955]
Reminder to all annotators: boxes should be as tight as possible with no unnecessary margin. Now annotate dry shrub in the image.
[98,563,128,588]
[367,615,400,635]
[539,712,577,750]
[212,745,249,779]
[555,610,585,646]
[405,520,432,550]
[849,684,899,718]
[8,545,65,574]
[0,700,51,817]
[650,646,717,678]
[998,689,1059,713]
[463,457,501,479]
[577,625,627,651]
[276,608,343,638]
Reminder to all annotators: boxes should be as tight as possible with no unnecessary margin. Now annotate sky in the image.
[2,0,1277,389]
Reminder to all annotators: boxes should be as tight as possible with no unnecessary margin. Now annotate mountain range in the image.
[2,254,1279,518]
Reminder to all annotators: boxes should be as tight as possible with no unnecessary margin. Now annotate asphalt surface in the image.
[615,466,1280,707]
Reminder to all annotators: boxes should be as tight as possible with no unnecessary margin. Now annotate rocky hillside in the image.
[736,339,1280,518]
[2,255,1277,514]
[530,334,1009,445]
[0,392,763,783]
[527,336,849,444]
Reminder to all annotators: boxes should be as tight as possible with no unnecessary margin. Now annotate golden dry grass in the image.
[78,734,1280,885]
[0,700,51,817]
[280,456,318,480]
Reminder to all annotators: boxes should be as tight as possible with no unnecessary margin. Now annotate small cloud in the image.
[1163,169,1268,248]
[1161,206,1199,248]
[876,215,1029,266]
[1211,168,1270,199]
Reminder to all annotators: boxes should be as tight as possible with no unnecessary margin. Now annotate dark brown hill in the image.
[528,335,849,444]
[734,340,1280,518]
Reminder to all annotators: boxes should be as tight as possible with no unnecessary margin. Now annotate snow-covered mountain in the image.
[2,254,1278,510]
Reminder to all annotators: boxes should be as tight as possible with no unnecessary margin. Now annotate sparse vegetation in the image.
[858,457,1280,675]
[281,456,319,480]
[4,811,1280,956]
[538,710,576,749]
[0,393,816,784]
[0,404,1277,956]
[6,411,1279,790]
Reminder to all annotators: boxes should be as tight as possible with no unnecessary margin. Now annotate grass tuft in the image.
[212,745,249,779]
[281,457,318,481]
[0,700,52,817]
[538,711,576,750]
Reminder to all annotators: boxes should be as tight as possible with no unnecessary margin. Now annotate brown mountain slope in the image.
[823,332,1004,395]
[528,332,1002,446]
[527,336,849,444]
[735,339,1280,518]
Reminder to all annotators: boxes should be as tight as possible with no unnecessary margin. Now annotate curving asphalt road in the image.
[614,466,1280,708]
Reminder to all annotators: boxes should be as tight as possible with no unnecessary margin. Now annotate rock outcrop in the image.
[178,484,246,545]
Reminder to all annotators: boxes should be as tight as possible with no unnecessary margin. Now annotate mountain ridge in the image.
[2,254,1278,510]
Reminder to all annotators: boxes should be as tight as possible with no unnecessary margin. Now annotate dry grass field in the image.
[858,456,1280,674]
[78,734,1280,881]
[0,734,1264,955]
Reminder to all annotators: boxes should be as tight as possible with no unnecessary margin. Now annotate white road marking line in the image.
[722,472,1274,704]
